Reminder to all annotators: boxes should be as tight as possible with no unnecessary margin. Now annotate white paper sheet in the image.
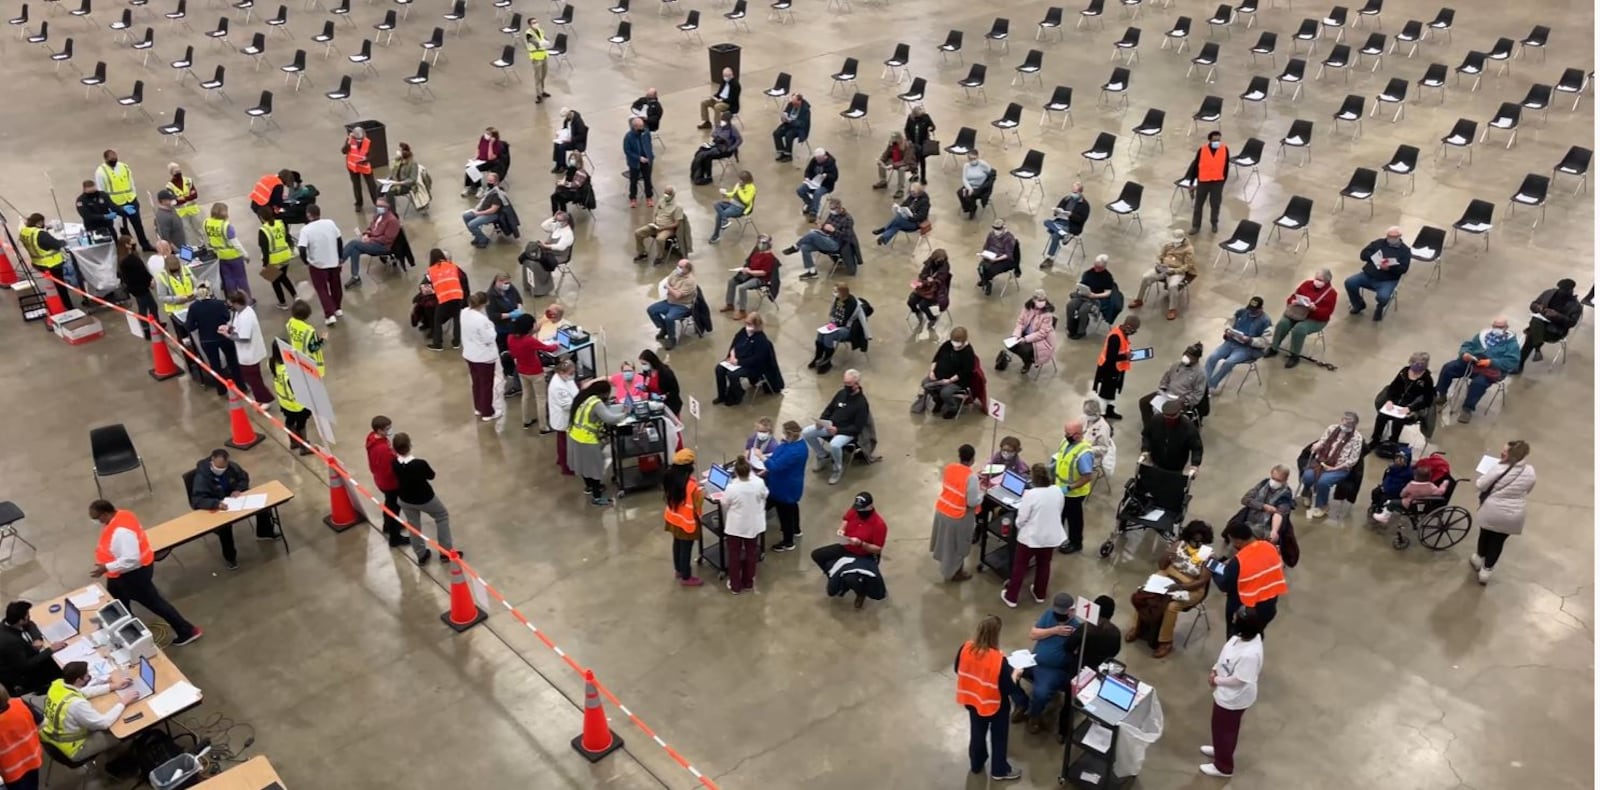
[53,640,98,665]
[1003,336,1020,349]
[222,494,269,511]
[1082,722,1114,753]
[68,586,105,609]
[147,681,203,718]
[1380,403,1410,418]
[1476,454,1500,475]
[1141,574,1176,594]
[1008,649,1037,669]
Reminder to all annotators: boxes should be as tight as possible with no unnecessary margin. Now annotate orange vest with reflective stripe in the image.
[428,262,464,303]
[0,699,42,783]
[93,510,154,578]
[1196,145,1229,182]
[250,174,283,206]
[1098,326,1131,372]
[663,479,700,535]
[345,136,373,175]
[1235,539,1287,606]
[954,641,1003,716]
[936,463,974,519]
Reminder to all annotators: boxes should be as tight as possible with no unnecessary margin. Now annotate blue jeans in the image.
[800,423,853,472]
[797,230,840,271]
[1300,466,1350,508]
[1434,358,1497,411]
[1344,271,1399,315]
[876,214,918,245]
[647,301,692,341]
[708,201,745,242]
[796,183,828,216]
[462,211,497,244]
[1204,341,1259,389]
[1026,664,1070,718]
[1042,218,1077,258]
[341,239,389,277]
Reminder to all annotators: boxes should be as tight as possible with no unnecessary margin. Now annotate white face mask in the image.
[755,432,771,442]
[1001,451,1016,460]
[1181,355,1193,365]
[951,341,966,350]
[1267,479,1285,490]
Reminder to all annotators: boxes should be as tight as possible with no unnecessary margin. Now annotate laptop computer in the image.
[177,245,195,263]
[1096,674,1138,712]
[127,655,157,702]
[989,469,1028,507]
[706,464,732,493]
[555,328,573,350]
[38,599,80,644]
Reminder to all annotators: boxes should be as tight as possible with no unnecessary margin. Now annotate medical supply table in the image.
[976,468,1029,577]
[610,413,670,494]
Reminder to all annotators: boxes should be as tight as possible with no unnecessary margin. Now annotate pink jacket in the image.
[1011,305,1057,363]
[1399,480,1446,508]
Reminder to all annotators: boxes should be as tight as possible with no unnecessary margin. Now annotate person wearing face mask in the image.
[519,210,575,297]
[1344,226,1412,321]
[721,234,776,318]
[254,207,298,309]
[631,185,687,265]
[463,128,509,197]
[386,143,430,212]
[95,149,156,251]
[907,249,953,329]
[1515,278,1583,373]
[1005,290,1057,374]
[546,360,581,474]
[551,108,589,173]
[690,112,742,186]
[568,379,629,505]
[0,600,66,696]
[1140,400,1203,475]
[745,417,779,461]
[871,181,931,247]
[486,272,524,343]
[204,202,252,300]
[975,219,1020,296]
[75,179,119,236]
[507,314,558,430]
[1064,255,1122,339]
[608,361,650,404]
[1471,440,1535,585]
[461,292,504,422]
[1139,342,1207,425]
[902,105,937,184]
[802,369,872,485]
[152,189,187,250]
[706,170,757,244]
[366,416,412,547]
[167,161,203,241]
[1299,412,1365,518]
[1052,420,1097,554]
[1204,297,1274,393]
[637,350,682,414]
[1092,315,1140,420]
[1371,352,1436,446]
[784,196,858,278]
[810,284,869,374]
[1183,131,1229,236]
[88,499,202,646]
[1131,228,1198,320]
[187,449,277,569]
[763,421,809,551]
[269,345,314,456]
[1079,400,1117,476]
[699,67,742,130]
[19,213,75,312]
[1126,520,1214,658]
[772,93,811,161]
[623,117,657,208]
[523,16,552,102]
[342,126,380,211]
[340,197,401,288]
[185,285,239,398]
[219,290,271,405]
[915,327,978,419]
[424,249,468,351]
[929,444,983,583]
[714,313,781,404]
[956,149,996,219]
[1214,522,1285,639]
[1433,318,1522,423]
[648,259,700,350]
[1264,268,1337,368]
[1229,465,1298,568]
[795,148,839,224]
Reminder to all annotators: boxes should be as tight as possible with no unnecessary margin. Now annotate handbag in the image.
[1478,465,1514,505]
[994,349,1011,371]
[919,139,940,158]
[1283,304,1311,322]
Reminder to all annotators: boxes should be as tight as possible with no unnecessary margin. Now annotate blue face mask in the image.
[622,371,635,382]
[1208,141,1221,150]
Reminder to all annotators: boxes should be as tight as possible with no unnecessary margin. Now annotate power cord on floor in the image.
[174,712,257,776]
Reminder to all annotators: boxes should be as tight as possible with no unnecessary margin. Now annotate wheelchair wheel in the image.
[1416,506,1472,550]
[1392,532,1410,550]
[1098,540,1115,558]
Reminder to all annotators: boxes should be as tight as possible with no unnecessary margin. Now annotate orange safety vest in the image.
[345,135,373,175]
[954,641,1003,716]
[663,479,700,535]
[93,510,154,578]
[1235,539,1287,606]
[1196,144,1229,182]
[0,698,42,783]
[249,173,283,206]
[936,463,974,519]
[1098,326,1131,373]
[428,262,464,303]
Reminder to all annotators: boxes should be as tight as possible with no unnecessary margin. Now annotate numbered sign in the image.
[687,396,701,420]
[989,399,1007,423]
[1076,595,1100,625]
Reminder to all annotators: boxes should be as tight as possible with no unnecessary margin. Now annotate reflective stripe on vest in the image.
[173,177,200,217]
[1054,440,1093,497]
[93,511,154,578]
[524,26,549,60]
[935,463,974,519]
[40,680,89,758]
[158,269,196,314]
[286,318,325,372]
[204,218,242,260]
[345,136,373,174]
[663,479,699,534]
[263,220,292,265]
[427,262,464,303]
[0,699,43,782]
[249,174,282,206]
[1098,326,1131,372]
[954,641,1003,716]
[1196,145,1228,182]
[1236,540,1288,606]
[99,163,136,205]
[568,397,604,445]
[273,362,304,412]
[19,226,63,270]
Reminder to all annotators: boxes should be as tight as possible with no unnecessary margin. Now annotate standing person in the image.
[341,197,400,288]
[270,345,314,455]
[461,292,502,421]
[1093,315,1139,420]
[366,416,411,547]
[1472,440,1535,585]
[721,457,768,595]
[568,380,628,505]
[391,433,456,565]
[662,449,705,587]
[699,67,741,129]
[76,179,119,235]
[185,288,239,397]
[903,105,937,186]
[203,203,251,299]
[152,189,187,249]
[17,214,74,311]
[1201,612,1264,778]
[508,314,559,429]
[1003,464,1068,605]
[37,661,136,765]
[1215,521,1286,637]
[255,207,297,310]
[154,252,198,337]
[87,500,202,645]
[623,117,656,208]
[425,249,468,351]
[96,149,155,251]
[284,300,326,377]
[929,444,982,583]
[342,125,379,211]
[546,360,580,473]
[1053,419,1097,554]
[220,290,272,406]
[116,234,157,339]
[187,449,277,569]
[167,161,204,241]
[523,15,551,103]
[0,684,43,790]
[296,204,345,325]
[1184,130,1229,235]
[764,420,808,552]
[954,615,1028,782]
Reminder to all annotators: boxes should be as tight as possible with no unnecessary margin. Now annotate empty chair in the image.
[117,79,151,121]
[768,0,794,25]
[1008,149,1046,207]
[69,0,91,22]
[839,92,870,133]
[499,11,521,35]
[1391,19,1422,56]
[1332,94,1364,138]
[164,0,190,29]
[198,64,228,101]
[938,29,963,64]
[1356,32,1384,70]
[1131,108,1164,152]
[1189,94,1222,134]
[8,5,28,38]
[1277,118,1313,165]
[348,38,376,75]
[1111,26,1140,64]
[420,26,444,65]
[984,16,1010,52]
[130,26,154,66]
[1436,117,1476,166]
[1453,50,1485,91]
[169,44,194,80]
[1187,41,1219,82]
[246,89,278,128]
[279,48,308,91]
[1078,0,1105,31]
[394,0,415,20]
[764,71,791,105]
[1417,62,1447,101]
[606,21,632,56]
[233,0,254,22]
[677,10,702,42]
[957,63,987,102]
[1276,57,1307,100]
[723,0,749,32]
[1485,37,1513,75]
[442,0,467,34]
[1552,146,1590,194]
[1355,0,1381,27]
[606,0,628,19]
[79,61,108,98]
[403,59,434,98]
[1269,195,1313,252]
[1554,68,1588,111]
[491,44,521,83]
[1105,181,1144,231]
[943,126,978,158]
[1373,77,1407,121]
[1230,137,1264,194]
[1038,6,1064,42]
[1520,83,1552,121]
[89,425,153,497]
[1238,75,1270,111]
[1080,131,1117,176]
[551,3,573,33]
[989,101,1023,147]
[1482,102,1520,148]
[49,37,75,72]
[204,16,228,47]
[896,77,928,110]
[241,32,266,70]
[881,42,910,83]
[1041,85,1073,128]
[1206,3,1233,37]
[1450,198,1494,250]
[830,56,859,95]
[312,20,338,57]
[1213,219,1262,273]
[1164,15,1191,52]
[1316,43,1350,81]
[158,106,194,149]
[1518,24,1549,61]
[373,9,396,45]
[1321,5,1348,43]
[547,32,570,71]
[1290,18,1318,55]
[1235,0,1259,27]
[264,4,288,37]
[1382,143,1419,193]
[332,0,354,27]
[1013,48,1044,86]
[1336,166,1377,217]
[1099,66,1130,107]
[326,73,356,113]
[1425,7,1452,43]
[1248,30,1276,66]
[1409,225,1446,284]
[1507,173,1549,229]
[107,7,130,39]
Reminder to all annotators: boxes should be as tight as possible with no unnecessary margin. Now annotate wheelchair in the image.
[1366,475,1473,550]
[1100,463,1193,558]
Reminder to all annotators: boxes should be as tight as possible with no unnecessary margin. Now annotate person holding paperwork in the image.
[871,182,931,247]
[0,602,65,696]
[906,249,953,329]
[720,235,776,319]
[1001,290,1057,375]
[189,449,278,570]
[1138,342,1207,424]
[1370,352,1435,446]
[38,660,137,763]
[1201,612,1264,779]
[1470,440,1535,586]
[795,149,839,224]
[1431,318,1521,424]
[1264,268,1337,368]
[975,219,1019,296]
[1128,520,1214,658]
[1229,466,1299,567]
[1017,592,1079,733]
[1131,228,1199,320]
[1344,227,1412,322]
[88,501,201,647]
[1203,296,1274,393]
[1515,278,1583,373]
[953,616,1028,782]
[705,170,756,245]
[713,313,779,405]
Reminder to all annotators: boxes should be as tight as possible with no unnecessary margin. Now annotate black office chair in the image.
[1485,36,1513,75]
[1187,41,1219,82]
[989,101,1023,148]
[943,126,978,169]
[1078,0,1105,30]
[676,9,700,42]
[1453,50,1485,92]
[246,89,277,128]
[1013,48,1044,87]
[1269,195,1314,252]
[1190,95,1222,134]
[881,41,910,83]
[606,20,632,57]
[1099,66,1130,108]
[1336,167,1377,217]
[1554,67,1589,111]
[1435,117,1476,166]
[159,106,194,149]
[896,77,928,110]
[1206,3,1233,36]
[1374,76,1407,121]
[1008,149,1046,209]
[1163,15,1191,52]
[1041,85,1073,128]
[830,56,858,96]
[1248,30,1276,66]
[938,29,963,63]
[1518,24,1549,61]
[326,72,356,112]
[1080,132,1117,177]
[1038,6,1064,42]
[90,424,153,497]
[1482,103,1520,149]
[1131,108,1164,152]
[1276,57,1307,100]
[764,71,790,106]
[1321,5,1348,43]
[1277,118,1314,165]
[1331,93,1364,138]
[1290,17,1317,55]
[1229,137,1264,195]
[1111,27,1139,65]
[1411,225,1446,284]
[1519,83,1552,121]
[1356,32,1384,71]
[984,16,1010,52]
[1317,43,1351,82]
[1392,19,1422,57]
[1238,75,1270,113]
[839,92,870,134]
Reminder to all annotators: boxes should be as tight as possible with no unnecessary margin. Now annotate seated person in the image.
[1372,353,1436,445]
[1433,317,1520,423]
[647,259,699,350]
[1020,593,1081,732]
[1368,448,1420,522]
[795,148,839,222]
[809,493,887,609]
[1131,228,1198,320]
[975,220,1020,295]
[1231,465,1298,556]
[955,149,996,219]
[536,302,570,338]
[1039,182,1090,269]
[189,449,277,569]
[1073,595,1123,672]
[690,113,742,186]
[871,131,915,198]
[551,109,588,173]
[1081,399,1117,475]
[410,279,439,332]
[463,127,510,196]
[809,283,867,375]
[549,151,593,216]
[607,360,651,403]
[871,182,931,246]
[1203,296,1273,392]
[772,94,811,161]
[914,326,976,419]
[340,196,401,287]
[745,417,779,462]
[518,211,574,297]
[1140,400,1203,474]
[630,89,664,132]
[38,660,138,762]
[714,313,780,404]
[721,235,777,318]
[387,143,427,207]
[639,350,682,414]
[631,186,688,266]
[1139,343,1207,424]
[707,171,757,245]
[1064,255,1122,339]
[1300,414,1364,519]
[801,370,871,484]
[1127,521,1213,658]
[784,197,857,278]
[0,601,65,695]
[906,249,952,328]
[1517,278,1583,372]
[1264,268,1338,367]
[1345,226,1412,322]
[460,172,505,249]
[1006,290,1057,375]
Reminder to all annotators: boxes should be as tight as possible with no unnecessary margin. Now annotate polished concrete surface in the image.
[0,0,1593,786]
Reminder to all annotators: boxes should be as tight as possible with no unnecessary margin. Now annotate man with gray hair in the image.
[1232,464,1298,566]
[801,369,870,485]
[1345,226,1412,321]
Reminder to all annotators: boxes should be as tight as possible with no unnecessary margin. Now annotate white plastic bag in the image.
[1113,692,1164,777]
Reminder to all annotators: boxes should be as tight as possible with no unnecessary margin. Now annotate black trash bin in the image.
[708,43,741,85]
[345,120,389,170]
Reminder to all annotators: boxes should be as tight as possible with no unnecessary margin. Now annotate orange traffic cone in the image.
[41,284,66,317]
[439,551,488,632]
[224,389,264,450]
[321,462,366,533]
[570,670,624,762]
[148,335,184,381]
[0,239,19,287]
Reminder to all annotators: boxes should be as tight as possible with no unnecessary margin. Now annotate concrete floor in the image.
[0,0,1593,786]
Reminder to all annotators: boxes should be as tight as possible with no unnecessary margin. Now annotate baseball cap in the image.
[156,188,176,202]
[1051,592,1075,616]
[1247,296,1265,309]
[852,492,874,513]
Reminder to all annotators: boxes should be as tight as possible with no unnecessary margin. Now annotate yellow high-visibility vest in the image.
[263,220,292,265]
[98,163,136,205]
[273,361,305,412]
[173,176,200,217]
[567,397,604,445]
[286,318,325,373]
[204,218,242,260]
[158,268,196,315]
[1053,439,1094,497]
[39,680,90,758]
[524,26,549,61]
[18,226,63,269]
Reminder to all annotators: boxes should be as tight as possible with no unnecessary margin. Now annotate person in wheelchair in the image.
[1371,467,1448,525]
[912,327,977,419]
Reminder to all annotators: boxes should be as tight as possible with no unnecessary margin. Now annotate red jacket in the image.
[507,334,559,376]
[366,431,399,492]
[1286,279,1338,323]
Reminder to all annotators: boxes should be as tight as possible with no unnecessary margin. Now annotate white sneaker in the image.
[1200,745,1215,757]
[1000,590,1018,608]
[1468,554,1484,570]
[1199,763,1232,778]
[1371,510,1392,525]
[325,315,338,326]
[1477,567,1493,585]
[1307,507,1327,519]
[335,309,344,317]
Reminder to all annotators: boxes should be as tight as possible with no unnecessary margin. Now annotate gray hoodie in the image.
[154,205,187,248]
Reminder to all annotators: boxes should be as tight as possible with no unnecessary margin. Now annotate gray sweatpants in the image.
[401,496,453,559]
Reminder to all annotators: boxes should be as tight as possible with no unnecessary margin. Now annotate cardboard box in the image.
[48,310,105,345]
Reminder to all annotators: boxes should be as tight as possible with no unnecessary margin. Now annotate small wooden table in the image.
[33,585,203,739]
[195,755,284,788]
[146,480,295,559]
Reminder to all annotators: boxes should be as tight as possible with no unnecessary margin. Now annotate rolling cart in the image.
[610,410,669,495]
[1058,669,1162,788]
[977,469,1030,577]
[695,464,766,578]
